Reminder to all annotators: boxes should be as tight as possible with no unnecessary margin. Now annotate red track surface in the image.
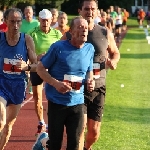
[4,90,67,150]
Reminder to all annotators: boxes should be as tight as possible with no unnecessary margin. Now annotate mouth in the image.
[86,16,92,18]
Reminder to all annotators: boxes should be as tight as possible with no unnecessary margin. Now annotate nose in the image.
[87,8,93,15]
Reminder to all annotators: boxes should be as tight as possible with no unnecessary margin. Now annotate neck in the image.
[6,32,20,40]
[88,22,95,30]
[70,39,84,49]
[58,25,66,30]
[26,18,32,22]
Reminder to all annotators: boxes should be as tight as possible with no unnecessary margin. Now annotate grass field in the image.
[93,25,150,150]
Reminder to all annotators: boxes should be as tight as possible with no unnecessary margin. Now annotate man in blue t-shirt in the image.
[36,16,95,150]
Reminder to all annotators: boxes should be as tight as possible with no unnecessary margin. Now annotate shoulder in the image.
[51,28,62,37]
[51,40,65,47]
[84,43,95,51]
[51,28,61,34]
[27,26,39,35]
[25,34,34,45]
[95,25,107,35]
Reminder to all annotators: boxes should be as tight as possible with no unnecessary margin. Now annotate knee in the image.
[89,127,100,141]
[2,124,12,135]
[0,120,6,131]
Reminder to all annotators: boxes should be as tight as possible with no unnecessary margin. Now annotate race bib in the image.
[63,74,83,93]
[93,63,100,79]
[3,58,21,75]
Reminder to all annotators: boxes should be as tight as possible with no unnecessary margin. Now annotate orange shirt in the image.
[55,26,70,35]
[123,11,129,21]
[138,10,145,19]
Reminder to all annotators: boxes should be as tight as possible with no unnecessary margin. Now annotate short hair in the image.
[58,12,67,18]
[24,6,33,10]
[69,16,84,30]
[50,8,58,12]
[78,0,98,9]
[4,8,23,20]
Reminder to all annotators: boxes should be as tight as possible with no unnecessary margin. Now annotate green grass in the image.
[93,27,150,149]
[127,17,147,27]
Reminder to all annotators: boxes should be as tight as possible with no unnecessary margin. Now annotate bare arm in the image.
[106,29,120,70]
[25,34,37,71]
[86,71,95,92]
[16,34,37,72]
[37,62,72,94]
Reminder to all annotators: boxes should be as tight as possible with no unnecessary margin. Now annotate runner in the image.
[37,16,95,150]
[27,9,62,136]
[20,6,39,94]
[50,8,59,28]
[61,0,120,149]
[0,8,37,150]
[55,11,70,35]
[0,10,8,32]
[20,6,39,33]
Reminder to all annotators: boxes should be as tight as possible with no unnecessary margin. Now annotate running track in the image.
[4,90,67,150]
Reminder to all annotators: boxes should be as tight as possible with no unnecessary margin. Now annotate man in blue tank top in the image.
[36,16,95,150]
[0,8,37,150]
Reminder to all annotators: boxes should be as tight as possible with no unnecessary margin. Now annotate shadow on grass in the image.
[121,53,150,59]
[104,105,150,124]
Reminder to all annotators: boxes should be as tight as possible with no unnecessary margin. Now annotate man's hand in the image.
[87,79,95,92]
[106,58,118,70]
[16,59,28,71]
[53,81,72,94]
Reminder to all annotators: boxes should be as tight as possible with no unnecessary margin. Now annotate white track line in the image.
[21,96,33,107]
[21,87,45,107]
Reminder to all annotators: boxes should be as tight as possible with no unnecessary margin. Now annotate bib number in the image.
[93,63,100,79]
[63,74,83,93]
[3,58,21,75]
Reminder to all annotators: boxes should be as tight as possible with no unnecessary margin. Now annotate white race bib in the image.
[63,74,83,93]
[3,58,21,75]
[93,63,100,79]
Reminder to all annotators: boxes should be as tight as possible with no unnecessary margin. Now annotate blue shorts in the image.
[0,77,26,106]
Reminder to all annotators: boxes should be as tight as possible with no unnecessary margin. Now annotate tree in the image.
[0,0,35,10]
[148,0,150,10]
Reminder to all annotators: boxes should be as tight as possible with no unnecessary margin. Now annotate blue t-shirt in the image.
[41,40,95,106]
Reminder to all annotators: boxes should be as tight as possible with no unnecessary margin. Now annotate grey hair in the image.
[4,8,23,20]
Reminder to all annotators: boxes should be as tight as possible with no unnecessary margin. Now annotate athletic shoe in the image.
[35,124,47,137]
[32,132,48,150]
[41,137,49,149]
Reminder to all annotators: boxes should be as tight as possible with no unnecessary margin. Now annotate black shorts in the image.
[84,85,106,122]
[30,72,43,86]
[122,20,127,25]
[115,24,122,29]
[47,101,84,150]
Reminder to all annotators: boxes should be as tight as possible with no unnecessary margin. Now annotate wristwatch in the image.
[27,64,31,71]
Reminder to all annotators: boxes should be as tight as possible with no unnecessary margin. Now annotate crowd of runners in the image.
[0,0,122,150]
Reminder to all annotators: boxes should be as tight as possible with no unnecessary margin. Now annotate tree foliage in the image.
[0,0,35,10]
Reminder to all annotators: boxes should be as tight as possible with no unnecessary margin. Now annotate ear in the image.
[78,9,81,15]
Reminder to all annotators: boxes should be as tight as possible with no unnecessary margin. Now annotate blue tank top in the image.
[0,32,28,79]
